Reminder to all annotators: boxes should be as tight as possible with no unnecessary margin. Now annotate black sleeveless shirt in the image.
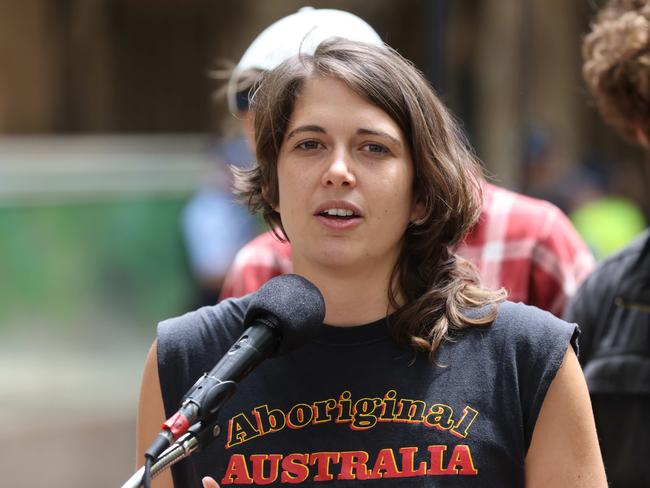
[157,299,577,487]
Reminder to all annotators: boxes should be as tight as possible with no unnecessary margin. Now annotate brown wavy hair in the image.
[583,0,650,143]
[233,39,506,357]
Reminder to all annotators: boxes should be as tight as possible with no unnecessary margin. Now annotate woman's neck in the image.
[293,261,399,326]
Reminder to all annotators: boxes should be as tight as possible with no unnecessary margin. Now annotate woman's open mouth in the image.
[318,208,358,219]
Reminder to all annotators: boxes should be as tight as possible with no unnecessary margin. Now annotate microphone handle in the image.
[142,316,282,468]
[182,316,279,419]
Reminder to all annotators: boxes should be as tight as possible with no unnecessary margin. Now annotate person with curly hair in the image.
[566,1,650,486]
[582,0,650,144]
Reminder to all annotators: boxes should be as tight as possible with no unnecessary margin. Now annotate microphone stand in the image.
[120,417,224,488]
[121,432,198,488]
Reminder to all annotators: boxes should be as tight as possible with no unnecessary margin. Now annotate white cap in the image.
[228,7,382,112]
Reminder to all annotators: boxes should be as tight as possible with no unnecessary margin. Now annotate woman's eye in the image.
[297,140,322,150]
[363,143,388,154]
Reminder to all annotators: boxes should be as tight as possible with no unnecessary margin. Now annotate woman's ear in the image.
[410,200,426,225]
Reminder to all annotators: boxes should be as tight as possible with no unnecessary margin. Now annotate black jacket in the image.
[565,229,650,488]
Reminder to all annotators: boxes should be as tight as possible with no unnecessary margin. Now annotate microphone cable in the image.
[143,455,153,488]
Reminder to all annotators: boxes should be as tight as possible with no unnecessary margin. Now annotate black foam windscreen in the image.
[244,274,325,356]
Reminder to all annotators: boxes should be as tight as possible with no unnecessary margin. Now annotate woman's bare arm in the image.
[525,346,607,487]
[135,341,174,488]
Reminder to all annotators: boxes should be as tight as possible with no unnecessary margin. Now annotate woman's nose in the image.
[322,151,356,188]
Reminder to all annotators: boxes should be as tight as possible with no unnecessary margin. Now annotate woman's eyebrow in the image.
[357,128,403,149]
[285,125,326,141]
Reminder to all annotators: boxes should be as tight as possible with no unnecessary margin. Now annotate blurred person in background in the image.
[523,126,646,260]
[181,7,383,308]
[566,164,646,261]
[565,1,650,486]
[218,8,595,318]
[180,92,258,308]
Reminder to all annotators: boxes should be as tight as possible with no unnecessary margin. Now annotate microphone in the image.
[145,274,325,461]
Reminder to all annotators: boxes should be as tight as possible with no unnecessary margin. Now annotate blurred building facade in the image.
[1,0,644,192]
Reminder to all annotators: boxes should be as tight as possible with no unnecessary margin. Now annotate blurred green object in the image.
[0,197,195,334]
[570,196,647,261]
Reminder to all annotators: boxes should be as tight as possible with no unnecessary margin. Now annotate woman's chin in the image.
[294,246,361,272]
[310,249,384,275]
[315,254,358,270]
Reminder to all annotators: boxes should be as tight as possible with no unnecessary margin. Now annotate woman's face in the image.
[273,76,422,275]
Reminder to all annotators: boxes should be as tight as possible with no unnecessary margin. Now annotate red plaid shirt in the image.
[220,183,594,316]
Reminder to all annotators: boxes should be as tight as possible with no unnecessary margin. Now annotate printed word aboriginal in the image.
[226,390,479,449]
